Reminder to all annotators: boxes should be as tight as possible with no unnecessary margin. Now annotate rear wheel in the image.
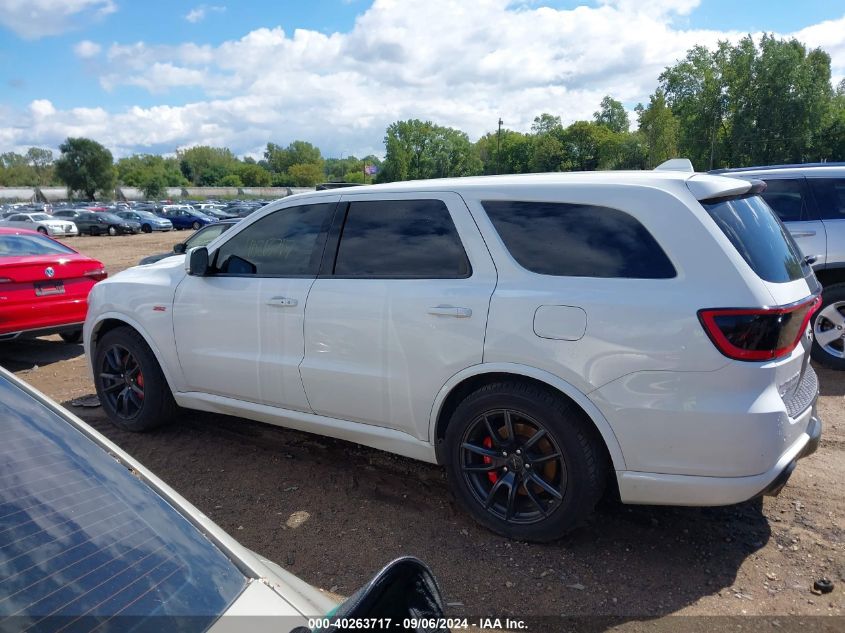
[142,224,152,233]
[444,381,606,542]
[107,225,118,236]
[94,326,177,431]
[192,221,201,230]
[37,227,47,235]
[59,329,82,344]
[811,283,845,370]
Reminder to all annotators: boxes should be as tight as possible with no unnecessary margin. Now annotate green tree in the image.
[287,163,324,187]
[220,174,243,187]
[635,90,680,168]
[531,113,563,135]
[593,96,630,133]
[25,148,54,185]
[141,172,167,199]
[177,146,238,186]
[264,141,323,176]
[379,119,481,182]
[54,137,115,200]
[476,130,534,174]
[237,163,272,187]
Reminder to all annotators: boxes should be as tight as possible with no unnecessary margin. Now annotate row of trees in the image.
[2,35,842,199]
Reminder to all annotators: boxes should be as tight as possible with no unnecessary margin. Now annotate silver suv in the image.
[714,164,845,369]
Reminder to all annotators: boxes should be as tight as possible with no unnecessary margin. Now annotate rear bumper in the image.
[616,405,822,506]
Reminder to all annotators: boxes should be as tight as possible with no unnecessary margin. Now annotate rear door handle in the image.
[790,230,816,238]
[267,296,298,307]
[428,305,472,318]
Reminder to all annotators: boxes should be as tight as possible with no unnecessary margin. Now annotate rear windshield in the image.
[0,376,247,629]
[701,195,809,283]
[0,234,76,256]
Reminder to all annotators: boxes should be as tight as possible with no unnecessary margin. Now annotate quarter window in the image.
[333,199,470,278]
[214,203,333,276]
[759,178,812,222]
[482,200,675,279]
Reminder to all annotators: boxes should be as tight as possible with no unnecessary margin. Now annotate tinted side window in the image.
[759,178,811,222]
[214,203,333,276]
[482,200,676,279]
[807,178,845,220]
[333,199,470,278]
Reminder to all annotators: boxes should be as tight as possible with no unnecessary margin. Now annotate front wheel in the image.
[94,326,178,431]
[37,227,48,235]
[444,382,606,542]
[107,225,118,236]
[192,221,201,230]
[811,283,845,370]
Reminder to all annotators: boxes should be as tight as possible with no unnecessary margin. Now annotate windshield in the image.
[100,213,123,222]
[0,234,76,256]
[30,214,50,221]
[701,194,811,284]
[0,375,247,628]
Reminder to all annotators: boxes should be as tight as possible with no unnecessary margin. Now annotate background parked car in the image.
[139,218,239,265]
[0,227,106,342]
[117,209,173,232]
[158,205,217,230]
[714,163,845,369]
[55,209,139,236]
[0,212,78,237]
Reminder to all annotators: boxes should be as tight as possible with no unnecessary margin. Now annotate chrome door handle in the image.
[428,305,472,318]
[789,230,816,238]
[267,296,298,307]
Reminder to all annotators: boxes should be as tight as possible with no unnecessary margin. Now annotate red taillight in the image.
[84,268,108,281]
[699,296,821,361]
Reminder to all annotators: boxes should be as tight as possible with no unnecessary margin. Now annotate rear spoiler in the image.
[653,158,763,201]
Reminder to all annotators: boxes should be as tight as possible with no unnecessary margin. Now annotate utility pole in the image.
[496,118,503,175]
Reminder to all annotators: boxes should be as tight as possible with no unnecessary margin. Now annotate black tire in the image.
[108,225,118,236]
[142,224,152,233]
[94,326,178,431]
[444,381,606,542]
[811,283,845,370]
[192,221,201,230]
[59,329,82,344]
[37,227,48,235]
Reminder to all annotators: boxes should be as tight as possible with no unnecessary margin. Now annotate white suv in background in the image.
[84,164,822,542]
[713,164,845,370]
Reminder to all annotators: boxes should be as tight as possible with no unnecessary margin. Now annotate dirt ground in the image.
[2,232,844,630]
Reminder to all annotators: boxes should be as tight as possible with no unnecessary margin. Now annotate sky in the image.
[0,0,843,160]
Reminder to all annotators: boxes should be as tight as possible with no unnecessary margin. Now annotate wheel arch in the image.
[815,266,845,288]
[88,313,180,394]
[429,363,626,471]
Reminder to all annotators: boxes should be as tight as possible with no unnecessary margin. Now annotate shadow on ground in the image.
[0,336,83,371]
[75,403,771,626]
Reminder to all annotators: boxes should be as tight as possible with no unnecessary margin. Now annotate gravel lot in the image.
[2,232,843,629]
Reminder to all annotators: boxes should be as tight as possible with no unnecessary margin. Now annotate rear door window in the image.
[807,178,845,220]
[481,200,675,279]
[758,178,813,222]
[702,195,810,283]
[332,199,470,278]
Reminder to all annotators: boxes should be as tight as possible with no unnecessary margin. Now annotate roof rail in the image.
[710,162,845,174]
[654,158,694,173]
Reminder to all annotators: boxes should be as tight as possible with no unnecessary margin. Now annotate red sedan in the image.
[0,227,107,343]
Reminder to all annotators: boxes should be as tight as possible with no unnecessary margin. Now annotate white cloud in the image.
[185,4,226,24]
[2,1,844,158]
[73,39,102,58]
[0,0,116,39]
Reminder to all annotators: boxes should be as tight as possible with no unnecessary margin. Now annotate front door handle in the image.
[267,296,298,307]
[790,230,816,238]
[428,305,472,318]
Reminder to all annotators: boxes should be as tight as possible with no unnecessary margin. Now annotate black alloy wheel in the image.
[460,409,566,524]
[98,343,145,419]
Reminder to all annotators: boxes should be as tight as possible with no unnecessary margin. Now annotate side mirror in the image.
[173,242,187,254]
[185,247,209,276]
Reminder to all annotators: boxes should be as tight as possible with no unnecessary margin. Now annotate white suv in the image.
[84,164,822,542]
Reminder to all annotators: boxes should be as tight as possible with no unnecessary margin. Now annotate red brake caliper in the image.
[483,436,498,483]
[136,372,144,398]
